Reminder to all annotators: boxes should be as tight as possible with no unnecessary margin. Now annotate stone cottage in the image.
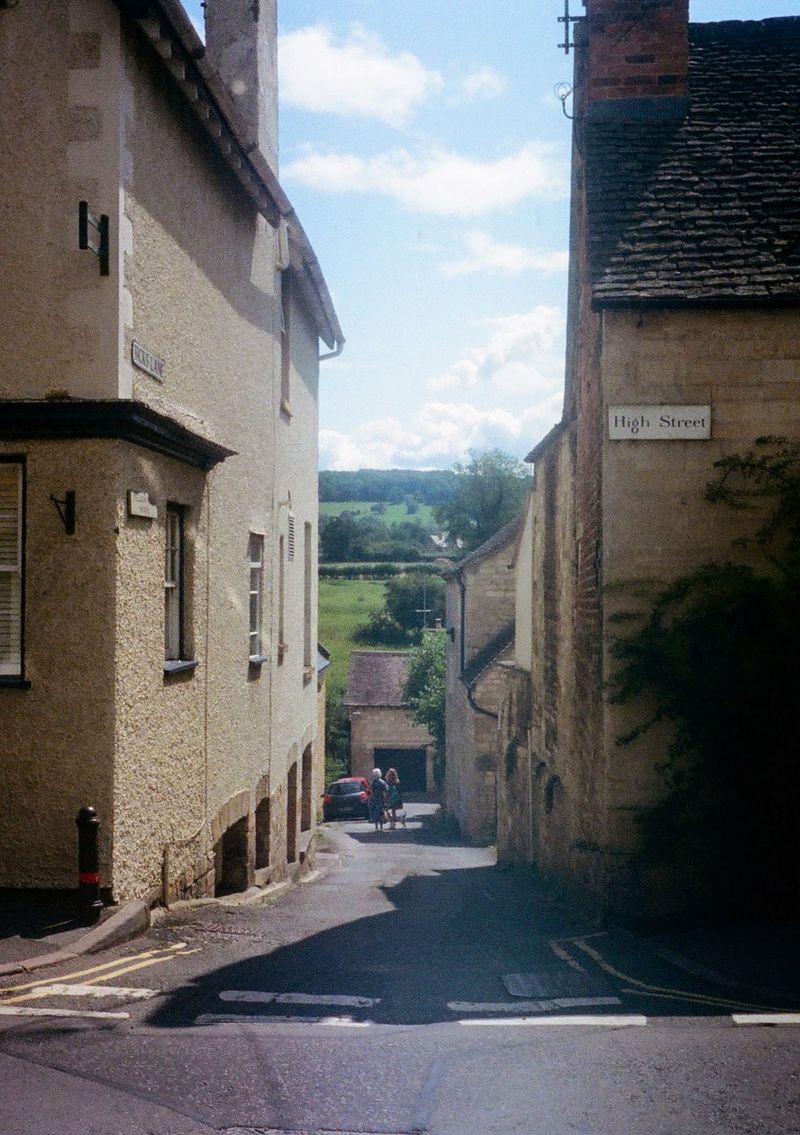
[500,2,800,917]
[345,651,434,794]
[442,519,518,844]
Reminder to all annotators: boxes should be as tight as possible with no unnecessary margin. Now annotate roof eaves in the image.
[525,418,568,464]
[113,0,343,352]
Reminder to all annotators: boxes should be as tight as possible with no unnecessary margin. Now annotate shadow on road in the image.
[143,812,800,1029]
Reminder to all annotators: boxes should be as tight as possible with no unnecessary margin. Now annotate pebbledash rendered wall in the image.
[0,0,324,899]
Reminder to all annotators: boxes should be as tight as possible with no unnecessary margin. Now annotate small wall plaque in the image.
[127,491,158,519]
[608,405,711,440]
[131,341,165,383]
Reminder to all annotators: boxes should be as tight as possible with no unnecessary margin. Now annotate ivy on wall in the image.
[608,438,800,906]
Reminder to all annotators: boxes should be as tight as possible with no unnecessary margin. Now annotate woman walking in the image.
[385,767,405,829]
[368,768,388,831]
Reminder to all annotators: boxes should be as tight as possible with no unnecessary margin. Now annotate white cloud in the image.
[284,143,567,217]
[320,306,566,470]
[319,397,563,471]
[454,67,508,101]
[279,24,443,127]
[441,230,569,277]
[429,306,565,395]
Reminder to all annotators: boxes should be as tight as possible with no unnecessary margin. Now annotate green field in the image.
[318,577,390,697]
[319,500,437,527]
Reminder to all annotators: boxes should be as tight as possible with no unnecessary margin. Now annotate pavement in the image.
[1,878,799,1002]
[0,888,150,977]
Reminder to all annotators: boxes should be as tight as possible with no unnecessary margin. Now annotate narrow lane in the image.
[1,803,799,1134]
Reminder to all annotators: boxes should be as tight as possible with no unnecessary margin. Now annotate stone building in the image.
[345,651,434,794]
[443,520,518,844]
[0,0,342,903]
[499,3,800,918]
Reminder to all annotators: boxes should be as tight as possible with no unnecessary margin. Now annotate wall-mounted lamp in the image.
[50,491,76,535]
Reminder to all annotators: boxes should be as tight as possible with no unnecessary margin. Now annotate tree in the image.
[434,448,529,554]
[355,572,445,647]
[403,631,446,786]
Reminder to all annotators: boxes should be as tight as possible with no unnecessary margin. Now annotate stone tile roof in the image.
[461,622,515,687]
[452,517,521,572]
[344,651,411,707]
[586,17,800,307]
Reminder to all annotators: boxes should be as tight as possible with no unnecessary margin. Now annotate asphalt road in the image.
[1,803,798,1134]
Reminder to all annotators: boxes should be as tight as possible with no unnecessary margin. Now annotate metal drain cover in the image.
[503,967,610,998]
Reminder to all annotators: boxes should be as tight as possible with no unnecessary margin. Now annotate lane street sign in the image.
[608,404,711,440]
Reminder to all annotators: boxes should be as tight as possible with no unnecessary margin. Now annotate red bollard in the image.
[76,806,104,923]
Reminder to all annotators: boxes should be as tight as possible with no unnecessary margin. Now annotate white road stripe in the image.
[448,997,621,1014]
[196,1013,371,1028]
[0,1006,129,1020]
[732,1013,800,1026]
[459,1014,648,1028]
[219,990,379,1008]
[21,983,159,1001]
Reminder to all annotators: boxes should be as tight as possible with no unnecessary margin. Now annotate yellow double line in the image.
[564,935,792,1015]
[0,942,199,1005]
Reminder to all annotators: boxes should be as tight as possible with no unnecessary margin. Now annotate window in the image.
[0,461,23,678]
[277,533,286,663]
[303,521,312,676]
[164,504,185,663]
[248,532,265,661]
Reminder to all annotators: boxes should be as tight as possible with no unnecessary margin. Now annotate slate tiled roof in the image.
[344,651,411,707]
[586,18,800,307]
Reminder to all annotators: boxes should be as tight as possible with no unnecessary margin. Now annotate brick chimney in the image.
[205,0,278,171]
[583,0,689,121]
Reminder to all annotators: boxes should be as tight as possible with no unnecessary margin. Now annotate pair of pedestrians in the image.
[368,767,405,831]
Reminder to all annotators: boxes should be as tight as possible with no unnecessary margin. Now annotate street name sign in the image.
[608,404,711,440]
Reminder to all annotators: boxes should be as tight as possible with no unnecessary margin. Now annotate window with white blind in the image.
[0,462,22,677]
[164,504,184,662]
[248,532,265,661]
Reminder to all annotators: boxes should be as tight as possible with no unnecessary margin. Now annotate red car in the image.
[322,777,371,821]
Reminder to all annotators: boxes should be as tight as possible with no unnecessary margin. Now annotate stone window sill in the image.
[163,659,199,676]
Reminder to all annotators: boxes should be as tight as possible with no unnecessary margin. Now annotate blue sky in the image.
[184,1,794,470]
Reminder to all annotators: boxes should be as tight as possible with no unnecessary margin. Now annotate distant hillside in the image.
[319,468,458,506]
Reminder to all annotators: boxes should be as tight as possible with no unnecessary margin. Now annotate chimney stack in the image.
[583,0,689,121]
[205,0,278,171]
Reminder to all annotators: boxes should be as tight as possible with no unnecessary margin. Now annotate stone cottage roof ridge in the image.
[344,651,412,708]
[586,15,800,308]
[451,517,521,573]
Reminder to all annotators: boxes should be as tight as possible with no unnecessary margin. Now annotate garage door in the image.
[374,747,427,792]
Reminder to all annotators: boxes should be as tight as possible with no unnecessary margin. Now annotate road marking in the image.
[18,983,159,1001]
[0,1005,129,1021]
[570,937,786,1014]
[195,1013,371,1028]
[219,990,379,1008]
[1,943,190,996]
[732,1013,800,1026]
[459,1014,647,1028]
[548,939,588,973]
[448,997,621,1013]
